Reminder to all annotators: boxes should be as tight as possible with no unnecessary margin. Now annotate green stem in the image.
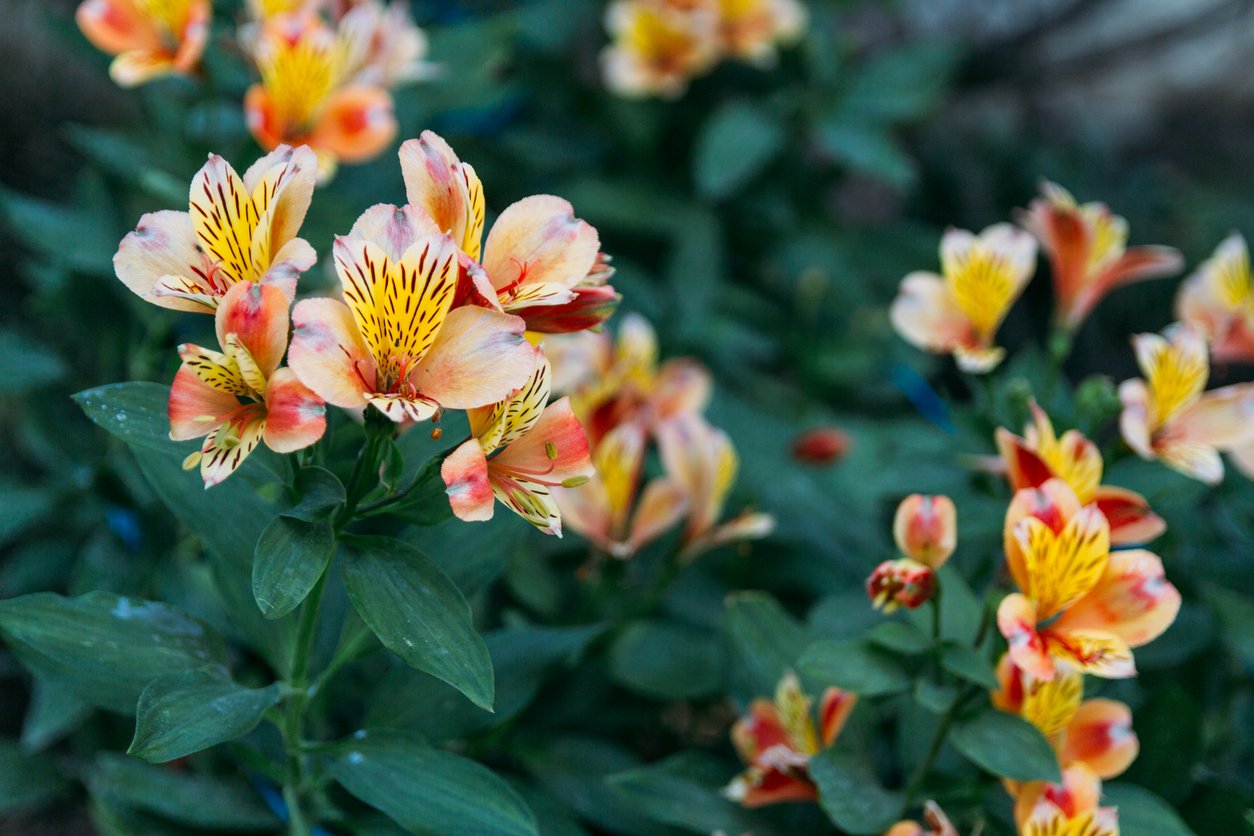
[902,685,966,806]
[282,569,328,836]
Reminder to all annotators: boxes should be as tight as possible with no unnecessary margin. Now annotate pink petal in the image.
[114,210,218,313]
[406,307,537,410]
[288,297,373,408]
[348,203,441,261]
[1055,549,1181,648]
[262,367,325,453]
[398,131,478,256]
[168,366,240,441]
[489,397,594,485]
[214,282,290,380]
[441,439,495,522]
[483,195,600,298]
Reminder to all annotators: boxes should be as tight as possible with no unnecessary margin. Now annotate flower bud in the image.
[892,494,956,568]
[791,427,851,465]
[866,558,935,613]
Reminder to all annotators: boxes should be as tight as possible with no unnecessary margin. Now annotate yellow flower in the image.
[600,1,721,99]
[716,0,806,65]
[1176,232,1254,364]
[890,224,1037,373]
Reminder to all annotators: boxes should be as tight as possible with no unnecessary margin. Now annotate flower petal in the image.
[1171,383,1254,450]
[483,195,600,300]
[441,438,494,522]
[625,478,688,555]
[168,366,239,441]
[308,86,397,165]
[491,397,595,485]
[114,210,219,313]
[1015,505,1110,620]
[177,342,247,396]
[262,367,325,453]
[552,477,613,549]
[818,688,856,747]
[215,282,290,381]
[1044,628,1136,679]
[347,203,442,262]
[76,0,161,55]
[398,131,484,261]
[1060,698,1138,780]
[1055,549,1181,649]
[189,154,260,285]
[470,356,552,453]
[889,271,969,355]
[1092,485,1165,545]
[288,297,372,408]
[245,143,318,267]
[998,593,1054,682]
[199,410,267,488]
[490,475,562,535]
[406,307,537,410]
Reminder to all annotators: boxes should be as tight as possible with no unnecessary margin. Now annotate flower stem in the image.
[282,568,329,836]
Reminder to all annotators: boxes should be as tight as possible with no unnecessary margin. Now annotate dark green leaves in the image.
[1102,783,1195,836]
[341,535,494,710]
[252,515,335,619]
[74,382,182,453]
[129,668,280,763]
[91,754,278,830]
[939,642,999,689]
[332,733,537,836]
[809,747,902,835]
[608,619,726,700]
[0,592,225,713]
[694,102,785,200]
[797,639,913,696]
[949,709,1061,783]
[0,740,70,813]
[725,592,806,697]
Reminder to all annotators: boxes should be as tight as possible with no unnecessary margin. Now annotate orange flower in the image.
[996,400,1165,545]
[1177,233,1254,363]
[997,479,1180,681]
[1014,765,1119,836]
[76,0,209,87]
[1020,181,1182,330]
[601,1,720,99]
[884,802,958,836]
[893,494,956,569]
[724,671,856,808]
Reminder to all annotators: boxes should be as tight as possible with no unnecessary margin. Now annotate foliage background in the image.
[1,0,1252,833]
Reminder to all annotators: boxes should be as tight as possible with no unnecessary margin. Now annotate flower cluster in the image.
[601,0,806,99]
[114,132,618,538]
[541,313,774,559]
[867,494,956,613]
[77,0,432,177]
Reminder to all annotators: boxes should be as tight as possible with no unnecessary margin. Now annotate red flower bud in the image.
[867,558,935,613]
[893,494,956,568]
[791,427,851,465]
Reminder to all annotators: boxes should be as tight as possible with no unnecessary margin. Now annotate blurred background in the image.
[2,0,1253,832]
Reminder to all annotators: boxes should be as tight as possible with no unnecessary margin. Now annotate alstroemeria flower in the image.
[554,420,689,558]
[115,145,318,314]
[724,671,856,808]
[1013,765,1118,836]
[998,479,1180,681]
[441,357,594,535]
[884,802,958,836]
[1119,326,1254,484]
[890,224,1038,373]
[398,132,616,333]
[867,558,935,613]
[601,1,721,99]
[893,494,956,569]
[1177,233,1254,364]
[245,11,397,179]
[997,400,1165,545]
[993,657,1139,786]
[76,0,209,87]
[715,0,806,65]
[287,205,539,423]
[657,413,774,560]
[1020,180,1182,331]
[170,282,325,487]
[336,0,436,87]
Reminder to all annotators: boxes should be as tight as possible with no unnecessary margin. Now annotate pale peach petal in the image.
[288,297,373,408]
[1172,383,1254,449]
[489,397,594,485]
[893,494,956,569]
[1157,440,1224,485]
[1093,485,1166,545]
[625,478,688,556]
[441,438,494,522]
[482,195,600,299]
[998,593,1054,681]
[652,358,712,420]
[953,345,1005,374]
[1054,549,1180,648]
[245,143,318,262]
[1231,441,1254,479]
[110,50,176,87]
[114,210,220,313]
[76,0,160,55]
[1118,378,1155,460]
[553,476,613,548]
[214,282,290,380]
[168,367,240,441]
[1059,699,1138,780]
[406,307,537,410]
[308,86,397,165]
[398,131,483,260]
[347,203,441,261]
[262,367,325,453]
[889,271,970,356]
[364,393,438,423]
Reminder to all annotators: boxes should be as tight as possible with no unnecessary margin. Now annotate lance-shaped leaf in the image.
[797,638,913,696]
[129,668,281,763]
[809,746,903,835]
[252,515,335,619]
[949,708,1061,783]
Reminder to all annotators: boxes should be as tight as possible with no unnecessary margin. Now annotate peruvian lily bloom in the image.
[441,357,594,535]
[399,132,617,333]
[288,205,539,423]
[998,479,1180,681]
[657,413,774,560]
[997,400,1165,545]
[554,420,688,558]
[715,0,807,65]
[893,494,956,569]
[1119,325,1254,484]
[114,146,317,314]
[601,0,720,99]
[245,11,397,179]
[884,802,958,836]
[724,671,856,808]
[1014,765,1118,836]
[170,282,325,487]
[1177,233,1254,363]
[1021,180,1182,331]
[76,0,209,87]
[336,0,436,88]
[993,657,1138,789]
[890,224,1038,373]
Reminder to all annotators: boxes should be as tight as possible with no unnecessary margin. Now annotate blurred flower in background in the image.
[76,0,210,87]
[1177,233,1254,364]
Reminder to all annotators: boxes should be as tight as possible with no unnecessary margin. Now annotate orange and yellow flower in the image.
[1119,325,1254,484]
[170,282,325,487]
[884,802,958,836]
[1020,180,1182,331]
[996,401,1164,545]
[114,145,318,314]
[601,1,720,99]
[398,131,617,333]
[1176,233,1254,364]
[890,224,1038,373]
[724,671,856,808]
[715,0,806,65]
[441,357,595,536]
[287,204,538,423]
[997,479,1180,681]
[893,494,956,568]
[76,0,209,87]
[1014,765,1119,836]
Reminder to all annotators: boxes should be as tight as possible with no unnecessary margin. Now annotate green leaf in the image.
[839,41,961,122]
[867,621,932,655]
[608,619,726,701]
[377,456,453,526]
[341,534,494,710]
[286,466,346,521]
[797,639,913,696]
[0,740,70,813]
[91,753,278,830]
[949,709,1061,783]
[74,382,184,454]
[694,102,786,200]
[20,678,91,753]
[332,732,537,836]
[913,678,958,715]
[815,121,916,188]
[252,515,335,619]
[724,592,806,697]
[128,668,280,763]
[939,642,998,689]
[606,751,782,835]
[809,746,902,834]
[0,592,226,713]
[1101,784,1195,836]
[0,331,66,393]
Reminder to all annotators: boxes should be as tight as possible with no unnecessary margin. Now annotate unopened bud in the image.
[893,494,956,568]
[866,558,935,613]
[791,427,851,465]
